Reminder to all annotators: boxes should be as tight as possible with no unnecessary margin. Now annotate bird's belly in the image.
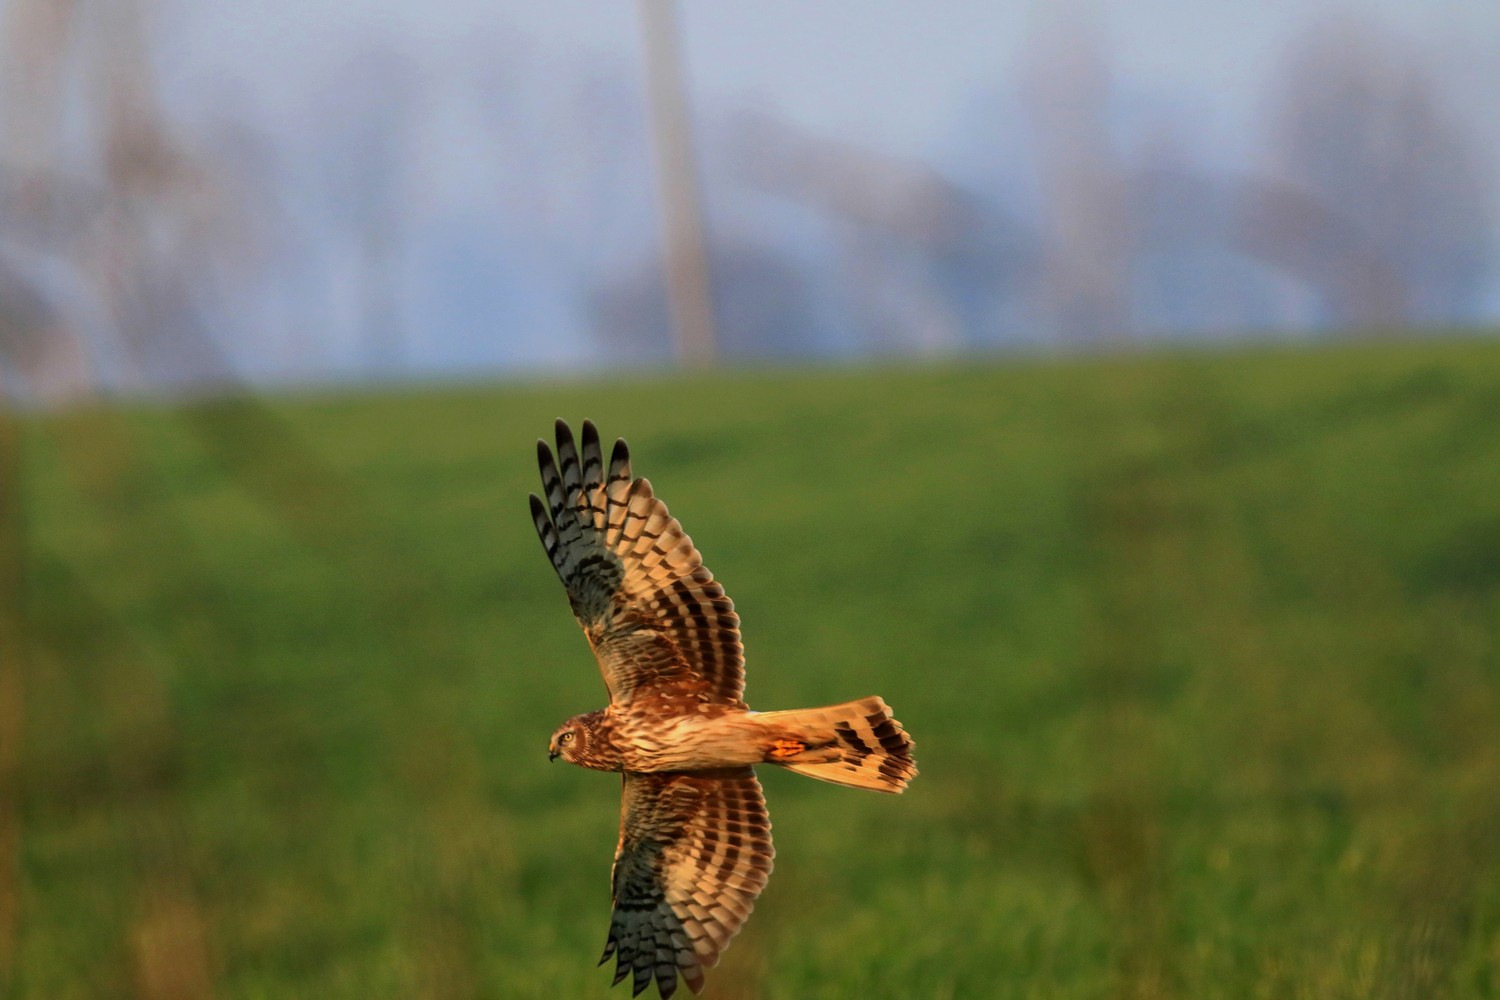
[614,712,766,772]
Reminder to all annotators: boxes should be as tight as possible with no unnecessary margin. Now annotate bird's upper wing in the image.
[603,768,775,998]
[530,419,745,707]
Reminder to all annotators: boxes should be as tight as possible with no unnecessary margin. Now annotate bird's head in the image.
[548,710,609,767]
[547,722,581,763]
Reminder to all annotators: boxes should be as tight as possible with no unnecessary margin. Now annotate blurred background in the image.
[0,0,1496,398]
[3,2,1500,998]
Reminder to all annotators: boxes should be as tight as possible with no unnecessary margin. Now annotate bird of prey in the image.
[530,419,917,998]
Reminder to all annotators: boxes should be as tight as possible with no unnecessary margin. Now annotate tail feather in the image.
[757,696,917,793]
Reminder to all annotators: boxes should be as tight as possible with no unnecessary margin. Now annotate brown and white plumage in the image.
[531,419,744,709]
[531,420,916,997]
[604,770,773,997]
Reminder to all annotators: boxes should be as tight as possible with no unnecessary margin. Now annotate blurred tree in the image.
[471,40,657,367]
[1235,175,1407,331]
[1261,15,1493,330]
[589,237,816,361]
[0,260,80,401]
[639,0,718,367]
[1021,3,1131,343]
[86,0,248,389]
[313,42,420,376]
[1128,160,1247,337]
[724,111,1041,353]
[0,0,96,402]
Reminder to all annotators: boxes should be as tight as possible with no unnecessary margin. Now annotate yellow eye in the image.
[559,732,574,744]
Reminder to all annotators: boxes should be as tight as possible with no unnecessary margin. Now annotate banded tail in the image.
[757,696,917,793]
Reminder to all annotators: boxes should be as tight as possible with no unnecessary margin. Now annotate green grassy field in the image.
[4,340,1500,998]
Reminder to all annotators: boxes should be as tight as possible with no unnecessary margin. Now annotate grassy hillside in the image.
[5,340,1500,998]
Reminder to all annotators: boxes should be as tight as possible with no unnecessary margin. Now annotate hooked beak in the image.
[548,748,559,762]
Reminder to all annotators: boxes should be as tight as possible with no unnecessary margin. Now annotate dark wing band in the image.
[603,769,775,997]
[530,419,745,706]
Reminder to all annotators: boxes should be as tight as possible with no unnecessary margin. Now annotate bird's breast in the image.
[610,709,768,772]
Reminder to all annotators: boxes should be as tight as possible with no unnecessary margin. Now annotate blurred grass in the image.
[4,339,1500,998]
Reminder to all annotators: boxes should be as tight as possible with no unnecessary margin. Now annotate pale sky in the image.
[131,0,1500,375]
[170,0,1500,178]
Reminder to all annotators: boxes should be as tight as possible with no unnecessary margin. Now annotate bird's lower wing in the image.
[603,768,774,998]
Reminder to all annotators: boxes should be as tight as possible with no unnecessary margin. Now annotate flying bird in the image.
[530,419,917,998]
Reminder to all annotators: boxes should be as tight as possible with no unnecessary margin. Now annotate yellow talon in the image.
[770,738,806,761]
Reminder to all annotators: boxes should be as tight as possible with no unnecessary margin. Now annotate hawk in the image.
[529,419,917,998]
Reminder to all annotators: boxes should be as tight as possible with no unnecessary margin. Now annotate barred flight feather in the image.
[756,696,918,793]
[604,770,773,998]
[530,419,745,707]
